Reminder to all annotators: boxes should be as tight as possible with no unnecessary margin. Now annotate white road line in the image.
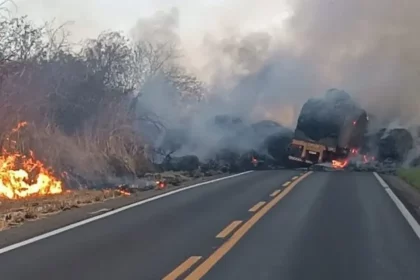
[89,208,111,215]
[0,171,254,255]
[373,172,420,239]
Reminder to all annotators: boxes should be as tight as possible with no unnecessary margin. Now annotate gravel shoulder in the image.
[0,172,228,248]
[382,171,420,224]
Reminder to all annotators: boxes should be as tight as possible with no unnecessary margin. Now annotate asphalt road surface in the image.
[1,170,420,280]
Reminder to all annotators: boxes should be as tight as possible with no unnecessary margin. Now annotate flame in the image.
[331,148,375,169]
[0,122,63,199]
[156,181,166,189]
[332,159,348,169]
[11,121,28,133]
[251,156,258,166]
[117,189,131,196]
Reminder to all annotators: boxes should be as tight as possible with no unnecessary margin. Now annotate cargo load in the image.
[288,89,368,165]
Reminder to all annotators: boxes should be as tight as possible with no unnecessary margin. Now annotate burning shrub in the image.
[0,15,161,194]
[0,121,64,199]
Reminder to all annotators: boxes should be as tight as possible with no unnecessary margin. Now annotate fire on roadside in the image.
[332,159,349,169]
[156,180,166,189]
[117,189,131,196]
[331,148,375,170]
[0,122,63,199]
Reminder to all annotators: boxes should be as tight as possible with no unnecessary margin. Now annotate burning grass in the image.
[0,122,64,199]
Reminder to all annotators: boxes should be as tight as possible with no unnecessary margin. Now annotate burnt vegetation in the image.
[0,10,206,187]
[0,7,294,189]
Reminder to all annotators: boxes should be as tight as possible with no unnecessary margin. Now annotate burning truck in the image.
[287,89,369,167]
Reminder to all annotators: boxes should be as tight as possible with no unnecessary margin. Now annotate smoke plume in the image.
[175,0,420,161]
[188,0,420,129]
[6,0,420,162]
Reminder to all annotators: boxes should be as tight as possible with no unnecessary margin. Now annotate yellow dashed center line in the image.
[282,181,291,187]
[163,256,202,280]
[185,171,313,279]
[270,189,282,197]
[292,176,299,180]
[216,220,243,238]
[248,201,266,212]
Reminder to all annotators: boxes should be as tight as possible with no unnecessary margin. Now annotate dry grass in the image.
[0,170,223,231]
[0,189,128,231]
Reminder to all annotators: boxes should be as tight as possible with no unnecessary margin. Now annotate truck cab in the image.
[288,139,327,165]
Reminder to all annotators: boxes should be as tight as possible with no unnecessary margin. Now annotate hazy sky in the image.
[9,0,292,43]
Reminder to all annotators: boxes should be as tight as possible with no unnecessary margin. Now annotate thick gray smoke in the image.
[195,0,420,128]
[128,0,420,162]
[131,7,180,47]
[171,0,420,162]
[288,0,420,126]
[287,0,420,163]
[7,0,420,163]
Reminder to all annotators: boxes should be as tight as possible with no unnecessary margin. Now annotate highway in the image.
[1,170,420,280]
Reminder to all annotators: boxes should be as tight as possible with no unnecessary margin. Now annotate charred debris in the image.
[74,88,417,195]
[150,89,417,181]
[288,89,417,173]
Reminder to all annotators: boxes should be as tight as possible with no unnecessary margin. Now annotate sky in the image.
[9,0,292,44]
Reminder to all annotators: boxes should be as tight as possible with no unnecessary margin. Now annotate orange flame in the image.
[331,148,375,169]
[156,181,166,189]
[0,122,63,199]
[332,159,348,169]
[117,189,131,196]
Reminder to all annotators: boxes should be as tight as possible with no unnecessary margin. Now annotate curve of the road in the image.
[1,170,420,280]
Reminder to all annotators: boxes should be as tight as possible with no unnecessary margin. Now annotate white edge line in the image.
[373,172,420,239]
[0,170,254,255]
[89,208,111,215]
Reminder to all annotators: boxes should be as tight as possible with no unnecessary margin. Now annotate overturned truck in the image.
[288,89,368,166]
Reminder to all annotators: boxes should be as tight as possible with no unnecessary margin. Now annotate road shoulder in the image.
[0,173,231,248]
[381,174,420,224]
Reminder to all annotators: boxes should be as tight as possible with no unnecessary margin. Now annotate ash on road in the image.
[0,170,419,280]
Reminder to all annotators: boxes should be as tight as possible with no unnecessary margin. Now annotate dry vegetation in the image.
[0,169,223,231]
[0,1,207,229]
[0,7,204,184]
[0,189,124,231]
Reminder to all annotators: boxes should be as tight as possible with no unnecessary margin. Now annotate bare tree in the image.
[0,11,211,185]
[0,16,48,63]
[83,31,135,95]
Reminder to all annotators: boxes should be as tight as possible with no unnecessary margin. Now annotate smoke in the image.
[6,0,420,162]
[130,7,180,47]
[288,0,420,126]
[168,0,420,161]
[126,0,420,162]
[189,0,420,128]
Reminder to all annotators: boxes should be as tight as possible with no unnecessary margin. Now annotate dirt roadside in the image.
[0,173,230,248]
